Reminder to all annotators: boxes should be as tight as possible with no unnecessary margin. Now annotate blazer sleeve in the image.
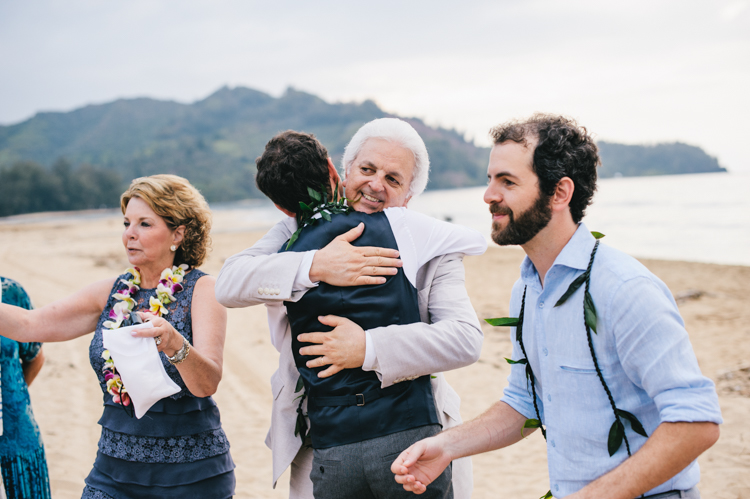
[367,253,483,388]
[214,218,314,307]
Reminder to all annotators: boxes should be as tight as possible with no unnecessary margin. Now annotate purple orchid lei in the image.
[101,264,189,406]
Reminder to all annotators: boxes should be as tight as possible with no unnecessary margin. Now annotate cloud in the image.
[720,0,749,21]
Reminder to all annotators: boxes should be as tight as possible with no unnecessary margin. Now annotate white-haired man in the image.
[216,118,482,498]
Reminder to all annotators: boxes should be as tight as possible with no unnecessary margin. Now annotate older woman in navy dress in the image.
[0,175,234,498]
[0,277,51,498]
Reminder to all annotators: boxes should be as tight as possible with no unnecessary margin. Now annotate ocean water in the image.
[409,170,750,266]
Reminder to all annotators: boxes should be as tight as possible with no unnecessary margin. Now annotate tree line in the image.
[0,159,125,217]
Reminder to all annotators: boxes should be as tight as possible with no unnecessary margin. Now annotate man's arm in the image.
[391,401,531,494]
[567,275,722,498]
[215,219,306,308]
[567,421,719,499]
[299,253,483,384]
[368,253,483,386]
[215,220,401,308]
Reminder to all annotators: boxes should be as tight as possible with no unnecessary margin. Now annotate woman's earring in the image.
[170,245,176,252]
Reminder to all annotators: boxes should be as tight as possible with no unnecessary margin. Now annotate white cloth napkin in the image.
[102,322,180,419]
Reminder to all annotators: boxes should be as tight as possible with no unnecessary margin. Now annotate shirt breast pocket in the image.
[559,365,598,375]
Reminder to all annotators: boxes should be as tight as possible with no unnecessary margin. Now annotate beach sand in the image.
[0,210,748,498]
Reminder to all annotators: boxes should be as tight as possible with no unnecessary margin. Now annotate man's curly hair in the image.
[255,131,332,216]
[490,114,599,224]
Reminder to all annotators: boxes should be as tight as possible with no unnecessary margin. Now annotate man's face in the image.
[343,138,415,214]
[484,140,552,246]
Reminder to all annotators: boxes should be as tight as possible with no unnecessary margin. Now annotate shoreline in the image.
[0,212,748,497]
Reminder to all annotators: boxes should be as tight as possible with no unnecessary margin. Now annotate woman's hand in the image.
[128,276,227,399]
[22,347,45,386]
[132,312,184,357]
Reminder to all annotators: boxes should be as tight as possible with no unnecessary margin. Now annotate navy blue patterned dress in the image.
[83,269,235,499]
[0,277,51,499]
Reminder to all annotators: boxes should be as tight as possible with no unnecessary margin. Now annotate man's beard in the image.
[490,190,553,246]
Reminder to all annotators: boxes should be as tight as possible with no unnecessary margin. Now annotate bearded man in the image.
[392,114,722,499]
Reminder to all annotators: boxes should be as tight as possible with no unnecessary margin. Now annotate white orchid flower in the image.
[149,296,168,316]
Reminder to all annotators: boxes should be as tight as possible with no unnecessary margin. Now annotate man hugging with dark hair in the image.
[255,130,339,219]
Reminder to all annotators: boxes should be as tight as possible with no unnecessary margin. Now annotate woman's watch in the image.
[167,336,191,365]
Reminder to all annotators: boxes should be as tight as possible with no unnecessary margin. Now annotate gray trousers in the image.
[310,424,452,499]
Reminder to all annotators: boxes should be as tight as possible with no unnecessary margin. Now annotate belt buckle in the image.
[356,394,365,406]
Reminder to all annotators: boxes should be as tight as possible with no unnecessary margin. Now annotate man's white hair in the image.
[341,118,430,198]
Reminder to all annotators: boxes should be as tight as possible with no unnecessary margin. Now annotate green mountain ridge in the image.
[0,86,726,217]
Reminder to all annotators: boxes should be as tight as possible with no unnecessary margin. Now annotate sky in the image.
[1,0,749,172]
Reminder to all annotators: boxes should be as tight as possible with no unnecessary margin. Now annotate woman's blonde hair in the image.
[120,174,212,267]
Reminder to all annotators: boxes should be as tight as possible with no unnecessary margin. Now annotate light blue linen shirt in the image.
[501,223,722,498]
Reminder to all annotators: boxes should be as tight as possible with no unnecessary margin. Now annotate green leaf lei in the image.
[286,183,352,250]
[485,231,648,499]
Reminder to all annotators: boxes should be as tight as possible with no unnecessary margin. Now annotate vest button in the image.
[320,466,325,474]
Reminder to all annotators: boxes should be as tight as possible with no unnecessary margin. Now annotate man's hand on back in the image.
[297,315,367,378]
[308,222,402,286]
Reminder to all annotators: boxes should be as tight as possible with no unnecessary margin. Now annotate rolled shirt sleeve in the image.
[608,275,723,425]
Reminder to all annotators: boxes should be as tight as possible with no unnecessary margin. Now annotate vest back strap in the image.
[311,381,410,407]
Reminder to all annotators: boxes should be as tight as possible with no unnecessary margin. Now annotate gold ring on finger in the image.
[155,335,162,346]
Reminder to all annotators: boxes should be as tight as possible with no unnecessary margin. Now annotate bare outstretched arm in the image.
[0,278,114,343]
[392,401,530,494]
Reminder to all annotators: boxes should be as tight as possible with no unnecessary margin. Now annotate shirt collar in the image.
[520,223,597,285]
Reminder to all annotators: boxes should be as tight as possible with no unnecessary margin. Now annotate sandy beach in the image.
[0,209,748,498]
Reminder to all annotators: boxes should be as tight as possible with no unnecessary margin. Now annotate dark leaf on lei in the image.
[307,186,322,202]
[523,418,542,429]
[591,231,606,239]
[540,491,553,499]
[295,375,304,393]
[584,290,598,333]
[485,317,519,327]
[608,419,625,456]
[286,230,301,250]
[555,272,588,307]
[505,357,528,365]
[299,201,313,214]
[321,210,332,222]
[525,363,534,381]
[616,409,648,437]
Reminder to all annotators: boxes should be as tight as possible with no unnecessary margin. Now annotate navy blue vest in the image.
[281,211,439,449]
